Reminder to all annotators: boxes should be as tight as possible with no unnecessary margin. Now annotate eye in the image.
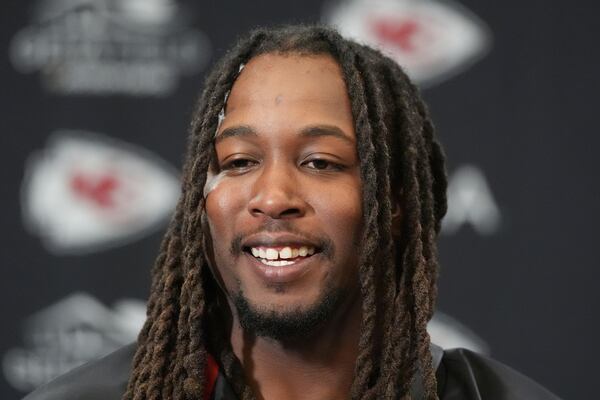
[303,158,345,171]
[221,157,258,172]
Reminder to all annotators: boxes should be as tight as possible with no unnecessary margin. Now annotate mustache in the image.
[230,220,335,260]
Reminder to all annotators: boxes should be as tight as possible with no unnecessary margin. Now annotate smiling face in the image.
[204,53,363,339]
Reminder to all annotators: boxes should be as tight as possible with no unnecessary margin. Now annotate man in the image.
[25,25,560,400]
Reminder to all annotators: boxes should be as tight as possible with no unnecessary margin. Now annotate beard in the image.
[232,283,345,342]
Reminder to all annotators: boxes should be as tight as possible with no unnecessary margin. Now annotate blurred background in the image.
[1,0,598,398]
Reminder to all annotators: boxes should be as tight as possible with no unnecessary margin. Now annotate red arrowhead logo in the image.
[22,130,180,254]
[324,0,491,85]
[371,19,421,52]
[70,172,120,208]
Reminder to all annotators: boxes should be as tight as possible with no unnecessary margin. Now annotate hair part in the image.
[123,24,447,400]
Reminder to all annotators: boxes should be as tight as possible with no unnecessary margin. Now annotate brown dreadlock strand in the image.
[123,24,447,400]
[351,47,409,399]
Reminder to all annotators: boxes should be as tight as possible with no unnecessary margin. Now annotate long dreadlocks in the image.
[123,25,447,400]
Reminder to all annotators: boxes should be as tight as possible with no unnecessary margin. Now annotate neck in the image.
[229,294,362,400]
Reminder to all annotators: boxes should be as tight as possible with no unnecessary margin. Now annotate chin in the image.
[232,285,344,341]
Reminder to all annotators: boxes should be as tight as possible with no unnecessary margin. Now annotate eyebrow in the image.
[214,125,257,144]
[214,124,354,145]
[299,125,355,144]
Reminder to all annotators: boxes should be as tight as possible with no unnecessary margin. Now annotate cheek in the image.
[206,179,248,233]
[310,179,363,250]
[204,180,254,297]
[313,182,362,291]
[205,179,251,273]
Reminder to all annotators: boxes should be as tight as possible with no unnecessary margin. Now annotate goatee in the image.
[232,285,344,342]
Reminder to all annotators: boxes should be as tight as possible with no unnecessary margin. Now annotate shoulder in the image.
[22,343,136,400]
[437,347,561,400]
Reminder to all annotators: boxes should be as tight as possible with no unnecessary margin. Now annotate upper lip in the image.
[241,233,320,249]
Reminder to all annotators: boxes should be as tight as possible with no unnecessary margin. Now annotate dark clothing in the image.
[436,348,560,400]
[23,343,560,400]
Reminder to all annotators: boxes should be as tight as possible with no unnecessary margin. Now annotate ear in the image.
[391,187,403,237]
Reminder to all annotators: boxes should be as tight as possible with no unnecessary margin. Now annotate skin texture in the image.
[204,54,364,400]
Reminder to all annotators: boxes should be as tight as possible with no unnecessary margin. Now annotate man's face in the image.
[204,53,363,338]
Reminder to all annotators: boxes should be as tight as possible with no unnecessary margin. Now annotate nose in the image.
[247,162,306,219]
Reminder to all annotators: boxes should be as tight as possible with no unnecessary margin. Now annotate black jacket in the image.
[23,343,561,400]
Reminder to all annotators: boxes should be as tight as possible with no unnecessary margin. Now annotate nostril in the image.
[280,208,301,217]
[250,206,302,219]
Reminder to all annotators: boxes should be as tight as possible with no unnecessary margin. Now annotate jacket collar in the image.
[209,343,445,400]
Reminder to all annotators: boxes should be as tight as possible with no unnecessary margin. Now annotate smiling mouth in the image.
[243,245,318,267]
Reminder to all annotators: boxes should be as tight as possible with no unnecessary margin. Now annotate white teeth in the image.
[279,247,292,259]
[249,246,316,261]
[265,248,278,260]
[260,259,295,266]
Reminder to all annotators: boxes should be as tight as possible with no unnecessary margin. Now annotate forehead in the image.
[219,53,354,137]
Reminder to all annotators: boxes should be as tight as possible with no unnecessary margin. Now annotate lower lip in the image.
[243,252,318,284]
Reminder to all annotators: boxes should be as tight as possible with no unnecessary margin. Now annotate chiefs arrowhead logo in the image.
[324,0,492,86]
[21,130,180,254]
[70,172,121,208]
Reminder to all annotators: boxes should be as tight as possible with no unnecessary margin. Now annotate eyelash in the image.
[302,158,345,171]
[221,158,257,171]
[220,157,345,172]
